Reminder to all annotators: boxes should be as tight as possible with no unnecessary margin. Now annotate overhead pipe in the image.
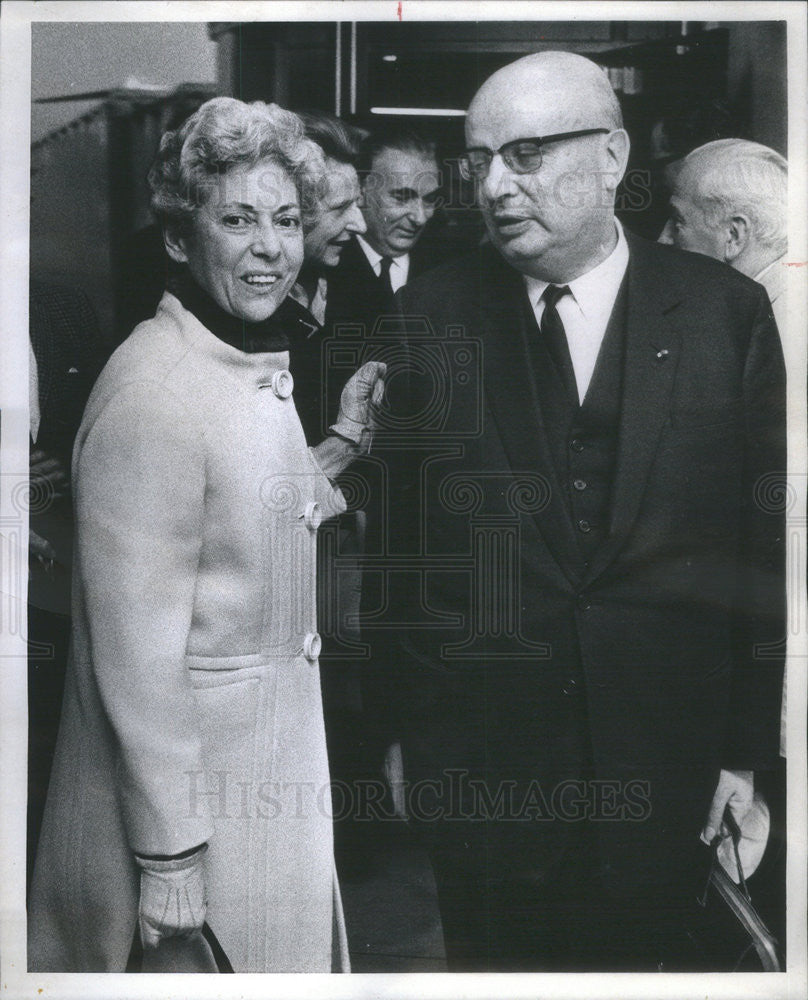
[335,22,342,116]
[350,22,357,115]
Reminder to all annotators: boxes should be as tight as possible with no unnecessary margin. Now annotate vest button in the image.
[562,676,579,696]
[302,501,322,531]
[570,438,585,452]
[572,478,587,491]
[271,369,294,398]
[577,518,592,533]
[303,632,322,662]
[576,595,592,611]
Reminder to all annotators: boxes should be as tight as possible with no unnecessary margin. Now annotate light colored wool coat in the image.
[28,293,350,973]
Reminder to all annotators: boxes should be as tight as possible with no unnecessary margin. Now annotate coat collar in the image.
[157,292,296,389]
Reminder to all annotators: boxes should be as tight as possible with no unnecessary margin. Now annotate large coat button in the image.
[271,370,294,398]
[303,632,322,662]
[302,501,322,531]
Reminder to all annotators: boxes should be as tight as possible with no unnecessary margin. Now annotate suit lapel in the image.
[325,237,386,334]
[345,236,379,288]
[479,253,583,584]
[409,238,435,282]
[583,236,684,585]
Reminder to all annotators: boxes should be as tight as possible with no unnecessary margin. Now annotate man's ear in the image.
[724,215,751,264]
[163,224,189,265]
[602,128,631,191]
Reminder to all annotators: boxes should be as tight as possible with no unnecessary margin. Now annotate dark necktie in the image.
[540,284,578,406]
[378,256,395,299]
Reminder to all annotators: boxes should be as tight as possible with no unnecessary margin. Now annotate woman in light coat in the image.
[28,97,384,973]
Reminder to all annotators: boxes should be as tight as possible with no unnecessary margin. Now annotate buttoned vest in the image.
[524,279,629,572]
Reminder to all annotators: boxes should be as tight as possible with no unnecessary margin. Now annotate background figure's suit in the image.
[28,293,349,972]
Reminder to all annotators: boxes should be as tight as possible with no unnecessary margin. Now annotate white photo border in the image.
[1,2,805,998]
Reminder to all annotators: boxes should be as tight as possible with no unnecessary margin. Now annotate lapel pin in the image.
[655,349,669,362]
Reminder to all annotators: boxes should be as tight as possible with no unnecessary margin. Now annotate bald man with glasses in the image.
[380,51,785,971]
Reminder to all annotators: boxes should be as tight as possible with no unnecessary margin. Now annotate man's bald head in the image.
[467,52,623,143]
[464,51,629,283]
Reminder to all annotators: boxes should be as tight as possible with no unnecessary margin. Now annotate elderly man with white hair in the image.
[660,138,788,334]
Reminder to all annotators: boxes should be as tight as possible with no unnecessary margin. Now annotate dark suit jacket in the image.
[290,234,448,442]
[326,235,444,335]
[380,233,786,890]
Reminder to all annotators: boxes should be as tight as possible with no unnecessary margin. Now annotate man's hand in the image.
[383,741,407,820]
[329,361,387,449]
[30,448,70,501]
[701,768,754,844]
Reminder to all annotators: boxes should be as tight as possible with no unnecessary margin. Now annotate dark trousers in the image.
[320,657,382,879]
[425,819,698,972]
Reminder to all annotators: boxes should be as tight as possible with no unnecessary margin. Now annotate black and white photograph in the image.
[0,2,805,998]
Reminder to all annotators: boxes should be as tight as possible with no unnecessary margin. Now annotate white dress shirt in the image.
[356,234,410,293]
[524,220,629,404]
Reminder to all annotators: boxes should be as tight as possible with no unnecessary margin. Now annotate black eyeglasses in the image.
[459,129,611,180]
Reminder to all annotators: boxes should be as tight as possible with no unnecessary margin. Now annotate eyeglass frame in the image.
[459,128,612,180]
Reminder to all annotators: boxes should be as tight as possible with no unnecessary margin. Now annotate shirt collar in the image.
[754,254,787,284]
[523,218,629,316]
[356,233,408,271]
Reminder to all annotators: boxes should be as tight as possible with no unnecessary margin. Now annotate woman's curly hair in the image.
[148,97,326,232]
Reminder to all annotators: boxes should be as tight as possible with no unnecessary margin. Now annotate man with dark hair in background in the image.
[323,122,443,348]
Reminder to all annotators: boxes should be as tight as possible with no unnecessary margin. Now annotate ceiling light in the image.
[369,107,466,116]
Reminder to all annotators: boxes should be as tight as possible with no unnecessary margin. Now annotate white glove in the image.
[716,791,770,883]
[700,769,754,845]
[329,361,387,448]
[135,844,208,949]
